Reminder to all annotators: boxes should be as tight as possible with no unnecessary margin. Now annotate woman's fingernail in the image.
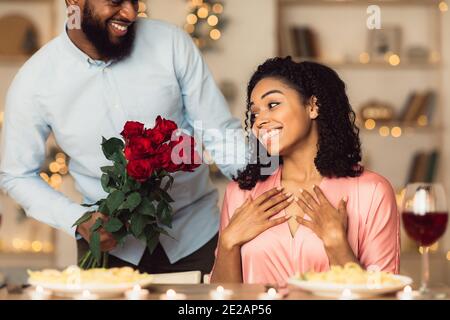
[285,192,293,197]
[276,186,283,191]
[343,196,348,202]
[299,188,304,193]
[287,196,295,202]
[294,196,299,202]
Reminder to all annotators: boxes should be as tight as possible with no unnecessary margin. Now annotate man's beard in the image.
[81,2,136,61]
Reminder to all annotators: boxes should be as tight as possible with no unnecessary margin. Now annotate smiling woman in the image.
[210,57,400,286]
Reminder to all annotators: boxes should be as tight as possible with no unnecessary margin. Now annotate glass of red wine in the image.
[401,183,448,296]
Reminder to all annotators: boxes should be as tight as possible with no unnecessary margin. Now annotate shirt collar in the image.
[61,22,113,68]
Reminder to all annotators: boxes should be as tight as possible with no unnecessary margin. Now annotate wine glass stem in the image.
[420,246,430,294]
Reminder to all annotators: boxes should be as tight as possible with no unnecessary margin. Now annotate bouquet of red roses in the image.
[73,117,201,269]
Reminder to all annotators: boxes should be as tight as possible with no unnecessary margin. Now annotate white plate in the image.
[28,278,153,298]
[287,275,413,298]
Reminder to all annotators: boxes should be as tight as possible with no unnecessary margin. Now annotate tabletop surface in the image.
[1,283,449,300]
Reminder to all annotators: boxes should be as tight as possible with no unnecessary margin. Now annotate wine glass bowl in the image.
[401,183,448,296]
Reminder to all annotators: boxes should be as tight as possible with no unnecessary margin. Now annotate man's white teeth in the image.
[111,22,128,32]
[261,129,281,141]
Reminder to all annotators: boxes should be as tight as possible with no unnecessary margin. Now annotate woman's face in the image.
[250,77,318,156]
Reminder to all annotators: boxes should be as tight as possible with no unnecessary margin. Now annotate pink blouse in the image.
[213,167,400,286]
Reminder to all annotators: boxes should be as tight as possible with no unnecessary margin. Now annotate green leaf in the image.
[72,211,93,227]
[163,175,175,192]
[106,190,125,213]
[101,174,110,192]
[137,198,156,217]
[158,189,174,203]
[119,192,142,211]
[130,214,150,238]
[100,165,115,174]
[90,217,103,233]
[157,201,173,228]
[146,230,159,254]
[98,201,110,216]
[101,137,125,161]
[89,231,101,264]
[104,218,123,233]
[112,227,128,246]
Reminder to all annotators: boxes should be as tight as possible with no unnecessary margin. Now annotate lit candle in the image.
[74,289,99,300]
[160,289,186,300]
[396,286,418,300]
[209,286,233,300]
[258,288,282,300]
[125,285,149,300]
[29,286,52,300]
[339,288,354,300]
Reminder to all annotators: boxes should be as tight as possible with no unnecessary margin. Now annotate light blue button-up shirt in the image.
[0,19,247,265]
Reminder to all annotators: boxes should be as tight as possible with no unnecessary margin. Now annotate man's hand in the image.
[76,212,117,252]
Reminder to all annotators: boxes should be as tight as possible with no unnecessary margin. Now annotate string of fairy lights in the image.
[183,0,225,50]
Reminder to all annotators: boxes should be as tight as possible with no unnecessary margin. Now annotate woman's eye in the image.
[111,0,122,5]
[268,102,280,109]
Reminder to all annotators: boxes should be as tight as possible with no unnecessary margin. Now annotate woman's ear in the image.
[309,96,319,120]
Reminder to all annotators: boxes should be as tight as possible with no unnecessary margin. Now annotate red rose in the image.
[169,134,201,172]
[144,128,166,145]
[155,144,172,169]
[124,136,154,160]
[127,159,153,182]
[121,121,144,139]
[154,116,178,141]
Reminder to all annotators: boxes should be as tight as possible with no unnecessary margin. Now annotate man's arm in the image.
[0,72,86,237]
[173,27,248,179]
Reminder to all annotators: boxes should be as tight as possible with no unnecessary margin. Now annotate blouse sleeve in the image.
[358,178,400,274]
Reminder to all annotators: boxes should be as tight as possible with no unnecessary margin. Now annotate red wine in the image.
[402,212,448,246]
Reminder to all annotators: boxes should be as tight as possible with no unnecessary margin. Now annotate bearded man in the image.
[0,0,246,276]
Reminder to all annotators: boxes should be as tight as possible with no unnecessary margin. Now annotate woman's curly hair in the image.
[234,56,363,190]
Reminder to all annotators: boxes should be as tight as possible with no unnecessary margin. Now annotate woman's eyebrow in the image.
[261,90,283,99]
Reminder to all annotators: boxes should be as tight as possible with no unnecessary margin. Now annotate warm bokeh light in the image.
[389,54,401,66]
[137,12,148,18]
[192,0,204,6]
[439,1,448,12]
[0,111,4,125]
[40,172,50,182]
[197,7,209,19]
[207,14,219,26]
[138,1,147,13]
[430,242,439,252]
[49,162,60,173]
[50,174,62,188]
[210,29,221,40]
[430,51,441,63]
[212,3,224,14]
[364,119,376,130]
[186,13,198,24]
[417,115,428,127]
[391,126,402,138]
[359,52,370,64]
[379,126,390,137]
[184,24,195,34]
[447,251,450,261]
[31,241,43,252]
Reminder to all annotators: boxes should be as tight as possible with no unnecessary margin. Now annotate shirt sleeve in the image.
[172,27,248,179]
[358,179,400,274]
[0,71,87,237]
